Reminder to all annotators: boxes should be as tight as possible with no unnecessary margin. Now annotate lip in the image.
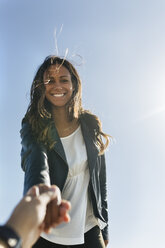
[52,93,65,97]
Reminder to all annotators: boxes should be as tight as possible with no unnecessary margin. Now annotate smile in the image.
[52,93,65,97]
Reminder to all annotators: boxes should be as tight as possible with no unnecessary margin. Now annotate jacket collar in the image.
[52,126,67,164]
[52,118,100,171]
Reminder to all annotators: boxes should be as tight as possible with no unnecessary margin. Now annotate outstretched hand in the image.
[6,184,71,248]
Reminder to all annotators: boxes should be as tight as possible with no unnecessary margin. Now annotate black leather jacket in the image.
[21,119,109,240]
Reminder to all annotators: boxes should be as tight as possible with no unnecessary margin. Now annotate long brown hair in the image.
[22,55,109,154]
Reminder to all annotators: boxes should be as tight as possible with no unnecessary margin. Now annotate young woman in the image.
[20,56,109,247]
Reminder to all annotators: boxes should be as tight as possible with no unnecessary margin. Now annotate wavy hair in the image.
[22,55,109,154]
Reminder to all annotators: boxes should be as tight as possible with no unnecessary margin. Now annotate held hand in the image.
[6,184,71,248]
[38,185,71,232]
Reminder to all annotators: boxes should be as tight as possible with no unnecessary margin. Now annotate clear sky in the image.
[0,0,165,247]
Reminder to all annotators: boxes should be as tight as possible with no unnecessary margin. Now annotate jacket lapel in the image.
[51,125,68,164]
[80,119,99,174]
[51,119,99,170]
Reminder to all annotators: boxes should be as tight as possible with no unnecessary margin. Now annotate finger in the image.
[38,187,60,205]
[26,185,39,197]
[44,196,61,229]
[51,212,70,228]
[44,202,52,230]
[59,208,71,223]
[37,184,51,194]
[38,185,61,205]
[50,201,71,227]
[60,200,71,211]
[49,185,61,205]
[61,213,71,223]
[49,200,59,223]
[58,200,71,221]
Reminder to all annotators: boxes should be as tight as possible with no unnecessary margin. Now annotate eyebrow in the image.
[60,75,70,78]
[46,75,70,79]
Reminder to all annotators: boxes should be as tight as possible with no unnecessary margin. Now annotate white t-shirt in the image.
[41,126,102,245]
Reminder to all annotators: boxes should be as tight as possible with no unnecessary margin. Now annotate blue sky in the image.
[0,0,165,247]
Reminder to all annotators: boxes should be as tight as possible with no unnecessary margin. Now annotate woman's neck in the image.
[52,107,79,137]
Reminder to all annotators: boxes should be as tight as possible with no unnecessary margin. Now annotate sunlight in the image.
[137,105,165,121]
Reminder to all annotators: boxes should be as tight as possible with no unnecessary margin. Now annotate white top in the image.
[41,126,103,245]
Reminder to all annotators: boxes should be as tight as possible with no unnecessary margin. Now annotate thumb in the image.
[26,185,40,197]
[37,186,62,206]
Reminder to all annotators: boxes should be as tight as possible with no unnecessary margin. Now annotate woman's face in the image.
[43,64,74,109]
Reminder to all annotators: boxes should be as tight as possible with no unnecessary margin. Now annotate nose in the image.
[50,80,64,92]
[53,86,63,91]
[53,80,62,88]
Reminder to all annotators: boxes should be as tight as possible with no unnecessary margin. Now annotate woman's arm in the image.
[21,122,51,195]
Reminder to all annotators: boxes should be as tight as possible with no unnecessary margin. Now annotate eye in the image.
[44,79,54,85]
[49,79,55,84]
[60,79,69,83]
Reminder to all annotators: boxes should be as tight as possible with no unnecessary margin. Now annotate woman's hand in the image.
[6,184,71,248]
[104,239,109,247]
[39,185,71,232]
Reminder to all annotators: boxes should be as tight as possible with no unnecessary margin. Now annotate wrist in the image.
[0,225,22,248]
[6,217,29,246]
[0,239,8,248]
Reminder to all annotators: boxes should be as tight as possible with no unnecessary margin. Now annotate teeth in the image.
[53,94,64,97]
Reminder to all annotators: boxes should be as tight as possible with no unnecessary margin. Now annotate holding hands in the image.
[5,184,71,248]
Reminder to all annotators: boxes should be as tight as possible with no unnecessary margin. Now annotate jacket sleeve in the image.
[21,123,51,195]
[100,154,109,241]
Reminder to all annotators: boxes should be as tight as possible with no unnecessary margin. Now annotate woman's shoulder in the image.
[20,119,37,147]
[20,119,32,137]
[80,110,99,130]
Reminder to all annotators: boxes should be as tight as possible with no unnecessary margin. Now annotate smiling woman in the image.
[20,55,110,247]
[44,65,74,109]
